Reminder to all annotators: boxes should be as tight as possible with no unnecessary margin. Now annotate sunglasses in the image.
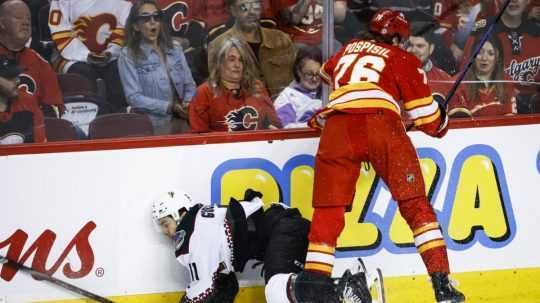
[238,1,262,12]
[136,12,162,23]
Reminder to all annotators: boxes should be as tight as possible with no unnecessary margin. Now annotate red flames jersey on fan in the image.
[0,91,46,143]
[449,84,516,117]
[315,39,443,136]
[272,0,345,45]
[462,19,540,95]
[0,46,63,108]
[189,82,282,132]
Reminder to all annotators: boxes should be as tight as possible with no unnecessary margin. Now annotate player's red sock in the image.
[305,207,346,276]
[413,222,450,273]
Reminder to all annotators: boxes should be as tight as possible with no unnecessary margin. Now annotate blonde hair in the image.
[208,37,261,96]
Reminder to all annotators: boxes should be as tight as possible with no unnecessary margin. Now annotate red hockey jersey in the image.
[449,83,516,117]
[314,39,443,136]
[0,91,46,143]
[189,82,282,132]
[0,46,63,109]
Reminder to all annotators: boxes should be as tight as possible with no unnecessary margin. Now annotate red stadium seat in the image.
[57,73,98,97]
[44,117,78,141]
[88,113,154,139]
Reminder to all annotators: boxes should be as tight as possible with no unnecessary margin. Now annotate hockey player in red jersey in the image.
[296,8,465,303]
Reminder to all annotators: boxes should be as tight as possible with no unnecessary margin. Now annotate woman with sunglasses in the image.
[274,46,323,128]
[118,0,196,135]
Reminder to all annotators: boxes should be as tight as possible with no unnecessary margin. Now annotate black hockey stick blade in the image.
[0,255,116,303]
[407,0,512,132]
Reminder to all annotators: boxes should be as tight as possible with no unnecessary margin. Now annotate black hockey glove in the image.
[433,93,449,138]
[244,188,263,201]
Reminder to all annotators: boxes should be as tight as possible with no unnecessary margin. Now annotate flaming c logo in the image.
[225,106,259,131]
[73,14,118,53]
[0,222,97,281]
[159,0,191,35]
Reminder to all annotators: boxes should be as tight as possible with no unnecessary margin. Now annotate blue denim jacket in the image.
[118,41,196,116]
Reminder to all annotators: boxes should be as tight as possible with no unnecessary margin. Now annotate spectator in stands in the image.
[208,0,296,98]
[272,0,346,49]
[432,0,479,72]
[204,0,276,44]
[0,0,63,117]
[48,0,132,112]
[189,37,282,132]
[463,0,540,114]
[274,46,321,128]
[0,55,45,144]
[118,0,196,135]
[449,35,517,117]
[406,25,466,109]
[178,0,276,86]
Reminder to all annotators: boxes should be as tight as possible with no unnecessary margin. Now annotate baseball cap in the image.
[0,55,24,78]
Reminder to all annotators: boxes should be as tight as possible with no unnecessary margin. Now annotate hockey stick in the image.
[0,255,116,303]
[407,0,512,131]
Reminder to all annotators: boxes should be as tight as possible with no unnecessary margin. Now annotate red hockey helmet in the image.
[369,8,411,41]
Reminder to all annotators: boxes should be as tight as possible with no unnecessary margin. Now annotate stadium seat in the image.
[88,113,154,139]
[57,73,98,97]
[44,117,78,142]
[62,94,113,136]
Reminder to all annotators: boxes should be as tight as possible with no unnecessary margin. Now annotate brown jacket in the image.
[208,26,296,98]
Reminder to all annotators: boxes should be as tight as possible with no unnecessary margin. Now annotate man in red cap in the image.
[295,8,465,303]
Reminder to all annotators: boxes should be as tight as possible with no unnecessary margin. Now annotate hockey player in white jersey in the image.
[152,189,378,303]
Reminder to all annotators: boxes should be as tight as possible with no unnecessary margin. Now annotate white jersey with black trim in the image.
[175,199,263,302]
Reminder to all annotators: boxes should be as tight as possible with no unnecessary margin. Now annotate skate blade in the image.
[369,268,386,303]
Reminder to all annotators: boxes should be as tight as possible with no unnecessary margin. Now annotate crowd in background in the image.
[0,0,539,144]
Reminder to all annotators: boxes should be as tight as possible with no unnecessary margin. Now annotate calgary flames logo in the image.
[73,14,118,53]
[18,73,37,95]
[225,106,259,131]
[158,0,191,36]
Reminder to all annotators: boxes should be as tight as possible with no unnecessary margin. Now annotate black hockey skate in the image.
[292,271,341,303]
[431,272,465,303]
[336,269,372,303]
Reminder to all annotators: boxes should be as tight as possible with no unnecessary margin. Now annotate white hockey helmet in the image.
[151,190,195,225]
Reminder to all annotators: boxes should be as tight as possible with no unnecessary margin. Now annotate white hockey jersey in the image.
[174,199,263,302]
[49,0,132,70]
